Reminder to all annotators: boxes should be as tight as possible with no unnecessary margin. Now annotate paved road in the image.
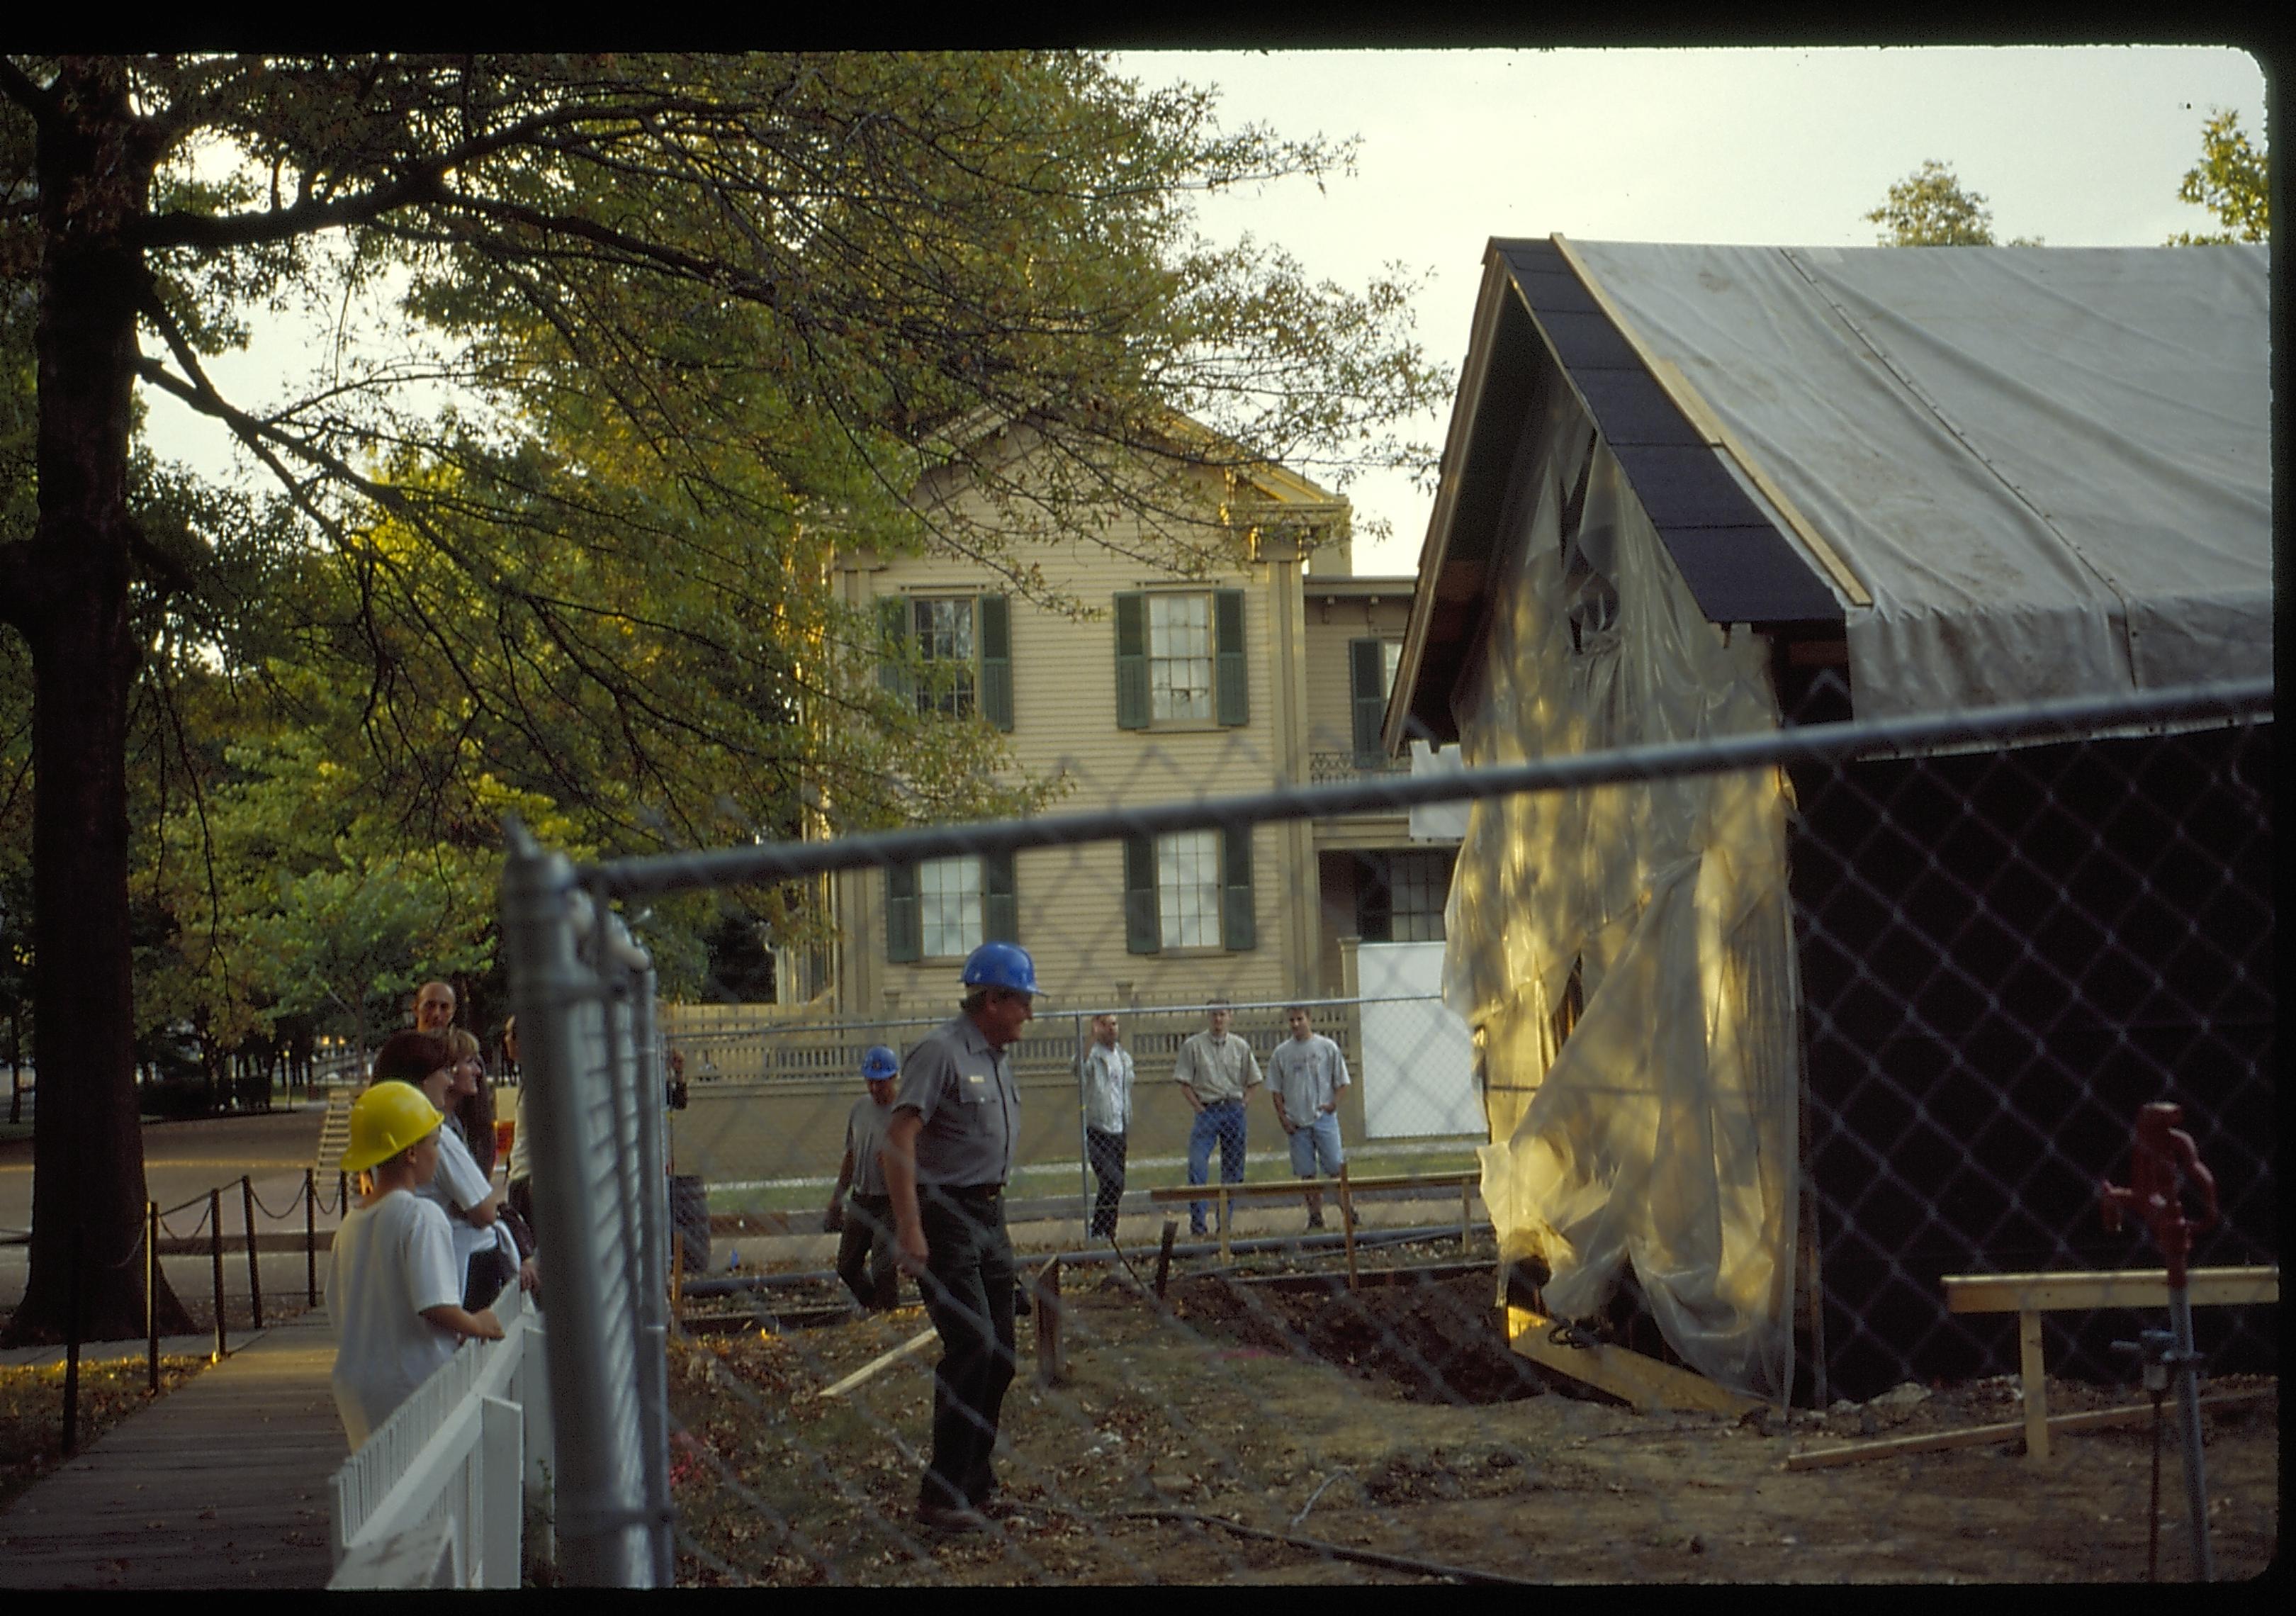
[0,1104,334,1320]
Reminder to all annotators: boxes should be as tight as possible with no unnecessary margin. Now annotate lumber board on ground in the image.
[1781,1387,2275,1471]
[1504,1306,1762,1417]
[816,1328,937,1399]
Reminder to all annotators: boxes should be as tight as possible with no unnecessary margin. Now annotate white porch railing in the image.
[327,1281,553,1589]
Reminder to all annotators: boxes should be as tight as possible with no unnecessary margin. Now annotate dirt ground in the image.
[665,1239,2278,1585]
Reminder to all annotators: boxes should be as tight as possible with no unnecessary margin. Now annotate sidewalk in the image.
[0,1311,344,1588]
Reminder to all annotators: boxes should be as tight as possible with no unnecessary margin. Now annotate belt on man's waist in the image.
[925,1182,1003,1203]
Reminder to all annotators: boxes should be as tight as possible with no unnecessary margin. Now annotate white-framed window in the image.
[912,597,977,719]
[1147,593,1215,722]
[1156,829,1222,950]
[917,855,983,959]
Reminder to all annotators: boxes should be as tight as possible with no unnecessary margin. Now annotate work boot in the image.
[1305,1212,1325,1230]
[915,1501,989,1535]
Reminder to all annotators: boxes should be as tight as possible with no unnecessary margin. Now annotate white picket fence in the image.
[327,1282,553,1589]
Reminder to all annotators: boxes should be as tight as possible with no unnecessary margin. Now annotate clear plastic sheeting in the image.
[1570,241,2273,717]
[1451,371,1800,1402]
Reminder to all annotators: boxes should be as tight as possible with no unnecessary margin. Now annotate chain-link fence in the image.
[505,677,2274,1585]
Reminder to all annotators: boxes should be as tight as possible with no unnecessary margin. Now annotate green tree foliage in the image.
[1867,159,1999,246]
[2167,108,2268,244]
[0,53,1448,1340]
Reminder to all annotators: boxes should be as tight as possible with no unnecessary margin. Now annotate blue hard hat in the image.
[861,1045,899,1083]
[961,941,1038,995]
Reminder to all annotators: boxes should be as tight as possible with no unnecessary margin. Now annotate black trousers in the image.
[835,1192,900,1311]
[916,1186,1016,1511]
[1085,1127,1127,1239]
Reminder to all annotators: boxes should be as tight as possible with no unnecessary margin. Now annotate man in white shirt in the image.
[1080,1014,1135,1242]
[1268,1004,1353,1230]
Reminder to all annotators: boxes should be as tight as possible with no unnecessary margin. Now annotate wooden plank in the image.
[1942,1264,2278,1314]
[1143,1171,1478,1206]
[1505,1305,1762,1417]
[815,1328,938,1400]
[1780,1388,2276,1471]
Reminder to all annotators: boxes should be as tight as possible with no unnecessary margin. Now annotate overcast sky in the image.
[142,47,2268,580]
[1114,45,2270,573]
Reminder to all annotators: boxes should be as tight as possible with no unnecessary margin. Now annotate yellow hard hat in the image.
[342,1080,444,1172]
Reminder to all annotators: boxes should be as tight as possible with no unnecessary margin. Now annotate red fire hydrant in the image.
[2100,1102,2219,1581]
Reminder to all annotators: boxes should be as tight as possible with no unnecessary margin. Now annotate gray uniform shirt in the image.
[1268,1033,1350,1123]
[1173,1030,1263,1104]
[1081,1042,1135,1133]
[892,1014,1020,1189]
[843,1093,896,1198]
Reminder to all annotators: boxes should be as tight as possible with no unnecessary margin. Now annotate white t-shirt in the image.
[416,1122,514,1274]
[507,1087,530,1184]
[327,1189,466,1449]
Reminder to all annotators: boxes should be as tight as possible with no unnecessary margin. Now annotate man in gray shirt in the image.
[882,942,1034,1535]
[1174,1002,1262,1237]
[825,1045,903,1311]
[1080,1013,1135,1242]
[1268,1005,1353,1230]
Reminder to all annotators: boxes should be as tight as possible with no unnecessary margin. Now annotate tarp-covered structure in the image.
[1388,239,2272,1404]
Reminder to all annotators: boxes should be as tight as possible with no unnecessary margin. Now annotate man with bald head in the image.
[413,981,457,1035]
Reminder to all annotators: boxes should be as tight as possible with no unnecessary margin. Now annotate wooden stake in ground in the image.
[818,1328,938,1399]
[1033,1257,1065,1386]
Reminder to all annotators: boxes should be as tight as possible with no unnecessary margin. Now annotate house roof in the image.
[1389,236,2273,744]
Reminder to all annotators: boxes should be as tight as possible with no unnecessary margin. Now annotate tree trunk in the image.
[1,62,191,1343]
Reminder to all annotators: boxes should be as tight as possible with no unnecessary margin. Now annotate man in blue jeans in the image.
[1173,1002,1263,1236]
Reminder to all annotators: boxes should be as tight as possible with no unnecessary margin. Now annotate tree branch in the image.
[0,56,59,124]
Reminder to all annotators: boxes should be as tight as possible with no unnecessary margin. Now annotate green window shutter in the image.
[1350,637,1388,767]
[1215,589,1249,726]
[885,863,921,963]
[1220,824,1256,952]
[984,848,1018,943]
[1123,834,1161,955]
[1113,592,1148,730]
[978,594,1014,732]
[877,597,911,707]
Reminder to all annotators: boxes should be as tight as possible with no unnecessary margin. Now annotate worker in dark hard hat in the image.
[882,940,1035,1535]
[825,1044,904,1312]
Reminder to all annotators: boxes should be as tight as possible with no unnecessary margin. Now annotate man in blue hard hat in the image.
[881,940,1035,1534]
[825,1044,904,1312]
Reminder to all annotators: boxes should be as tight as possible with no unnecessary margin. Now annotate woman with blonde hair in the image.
[441,1026,499,1179]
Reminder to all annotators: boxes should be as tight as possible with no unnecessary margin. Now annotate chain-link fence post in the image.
[500,821,668,1587]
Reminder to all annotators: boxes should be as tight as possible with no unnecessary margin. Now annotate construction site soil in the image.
[667,1241,2278,1584]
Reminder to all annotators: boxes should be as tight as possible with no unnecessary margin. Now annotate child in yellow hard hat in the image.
[325,1079,506,1450]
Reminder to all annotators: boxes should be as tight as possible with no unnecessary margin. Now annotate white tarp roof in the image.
[1570,242,2272,716]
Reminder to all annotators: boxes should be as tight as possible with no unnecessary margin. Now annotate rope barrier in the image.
[158,1199,213,1240]
[244,1177,301,1221]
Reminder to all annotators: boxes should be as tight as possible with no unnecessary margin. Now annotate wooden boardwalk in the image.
[0,1311,345,1588]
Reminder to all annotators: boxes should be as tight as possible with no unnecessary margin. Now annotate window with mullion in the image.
[913,598,977,718]
[917,855,984,959]
[1156,829,1222,948]
[1147,594,1213,722]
